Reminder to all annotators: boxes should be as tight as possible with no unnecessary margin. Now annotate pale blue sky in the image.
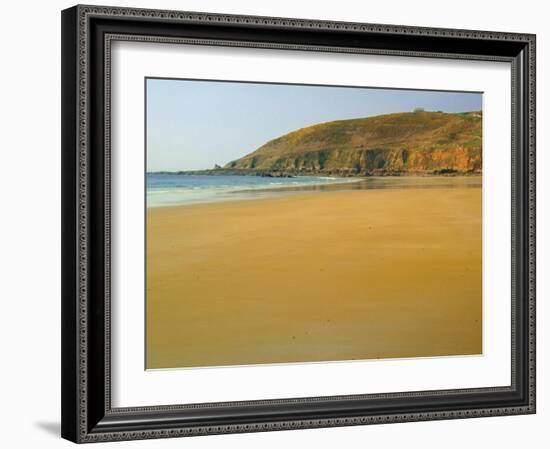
[146,78,482,172]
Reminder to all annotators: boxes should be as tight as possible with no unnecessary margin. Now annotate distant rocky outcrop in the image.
[223,111,482,176]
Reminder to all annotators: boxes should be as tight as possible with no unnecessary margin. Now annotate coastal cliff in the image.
[224,111,482,176]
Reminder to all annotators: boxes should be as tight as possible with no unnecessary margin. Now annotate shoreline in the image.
[147,175,482,209]
[148,170,483,177]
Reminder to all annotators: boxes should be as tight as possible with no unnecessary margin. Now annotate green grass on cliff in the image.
[225,111,482,175]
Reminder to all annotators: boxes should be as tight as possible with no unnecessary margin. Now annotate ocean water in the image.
[146,174,361,207]
[146,174,482,208]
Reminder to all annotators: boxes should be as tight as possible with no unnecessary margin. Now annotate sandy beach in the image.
[146,185,482,369]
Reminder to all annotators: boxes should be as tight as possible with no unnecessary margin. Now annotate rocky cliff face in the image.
[225,111,482,176]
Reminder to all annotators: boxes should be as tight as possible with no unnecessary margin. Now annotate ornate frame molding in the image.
[62,4,536,443]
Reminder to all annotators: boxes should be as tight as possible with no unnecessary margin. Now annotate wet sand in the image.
[146,186,482,369]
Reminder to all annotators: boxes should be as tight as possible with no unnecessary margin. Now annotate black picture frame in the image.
[61,4,536,443]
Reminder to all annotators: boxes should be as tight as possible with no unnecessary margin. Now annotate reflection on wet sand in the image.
[232,175,481,197]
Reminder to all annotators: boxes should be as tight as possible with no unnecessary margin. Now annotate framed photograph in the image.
[61,4,536,443]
